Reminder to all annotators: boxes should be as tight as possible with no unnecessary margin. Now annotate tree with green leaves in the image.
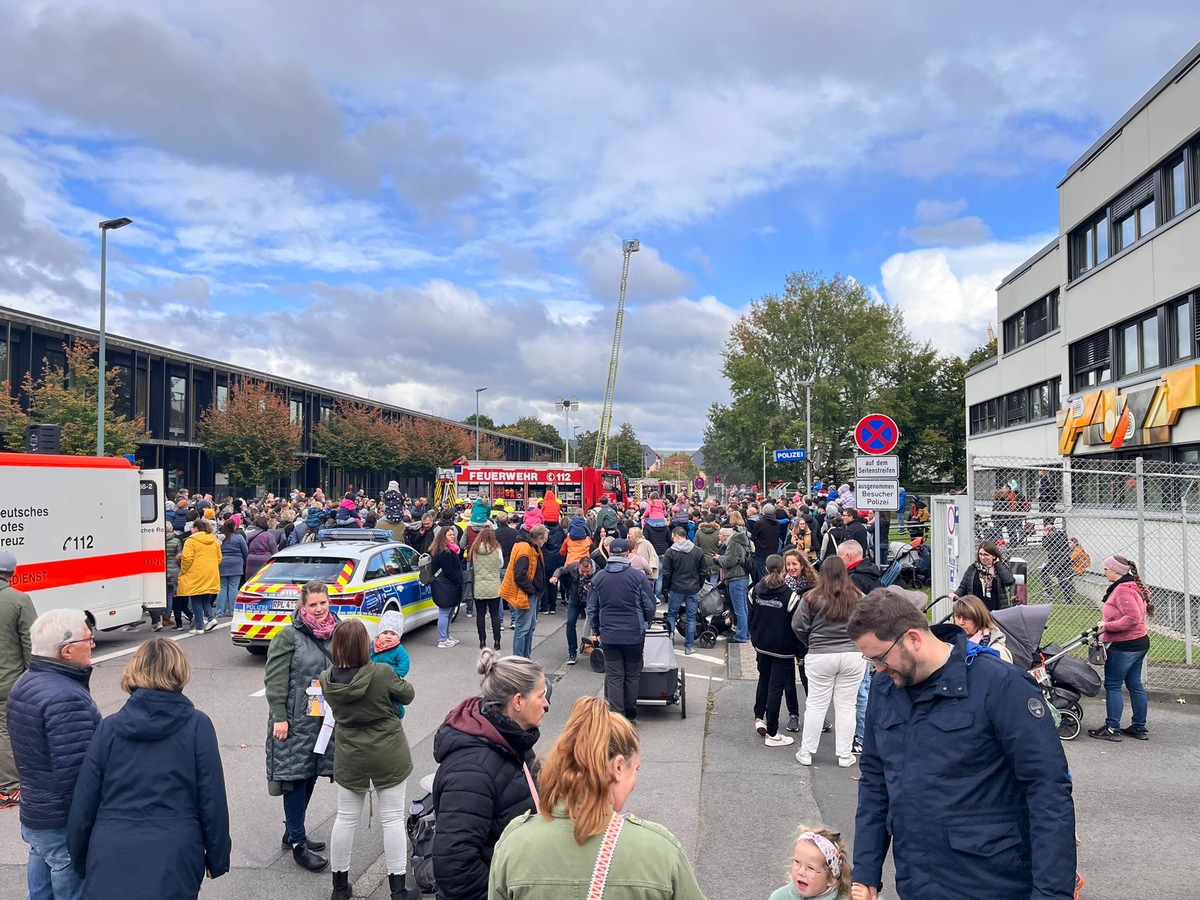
[707,271,910,485]
[460,413,497,430]
[500,416,564,452]
[0,381,29,452]
[574,422,646,478]
[197,380,301,489]
[314,399,403,483]
[659,452,699,483]
[5,341,145,456]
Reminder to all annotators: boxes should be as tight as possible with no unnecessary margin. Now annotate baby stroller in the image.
[693,581,730,649]
[639,619,686,718]
[992,605,1102,741]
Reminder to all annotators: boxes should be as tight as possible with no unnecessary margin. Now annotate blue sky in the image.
[1,2,1198,450]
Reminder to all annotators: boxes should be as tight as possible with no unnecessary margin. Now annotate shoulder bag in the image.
[586,812,626,900]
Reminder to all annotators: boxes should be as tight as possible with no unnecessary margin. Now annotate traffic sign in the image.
[694,476,706,490]
[855,479,899,510]
[854,414,899,456]
[773,448,807,463]
[714,475,723,484]
[855,455,899,479]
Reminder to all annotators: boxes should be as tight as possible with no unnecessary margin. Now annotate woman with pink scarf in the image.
[265,580,341,873]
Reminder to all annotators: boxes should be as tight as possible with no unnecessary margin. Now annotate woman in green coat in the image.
[320,619,418,900]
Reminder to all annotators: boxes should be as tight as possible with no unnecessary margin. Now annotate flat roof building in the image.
[0,304,556,498]
[967,41,1200,466]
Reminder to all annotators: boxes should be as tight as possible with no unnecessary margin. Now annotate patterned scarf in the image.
[977,565,996,598]
[300,608,337,640]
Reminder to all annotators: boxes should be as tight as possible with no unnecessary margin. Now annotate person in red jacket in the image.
[1089,555,1154,742]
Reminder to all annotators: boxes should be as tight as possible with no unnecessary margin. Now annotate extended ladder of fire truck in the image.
[593,239,639,468]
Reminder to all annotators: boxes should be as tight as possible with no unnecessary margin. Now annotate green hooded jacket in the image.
[319,663,415,793]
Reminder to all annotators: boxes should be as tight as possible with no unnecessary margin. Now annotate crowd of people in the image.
[0,464,1160,899]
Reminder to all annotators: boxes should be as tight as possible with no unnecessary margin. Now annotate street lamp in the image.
[97,217,132,456]
[555,396,579,464]
[474,387,487,460]
[762,442,767,499]
[799,379,813,497]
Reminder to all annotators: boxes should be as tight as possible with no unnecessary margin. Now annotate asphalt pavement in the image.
[0,610,1194,899]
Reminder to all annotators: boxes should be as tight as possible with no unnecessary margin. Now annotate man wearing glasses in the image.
[846,589,1076,900]
[7,610,101,900]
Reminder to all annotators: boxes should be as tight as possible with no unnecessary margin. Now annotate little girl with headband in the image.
[770,824,852,899]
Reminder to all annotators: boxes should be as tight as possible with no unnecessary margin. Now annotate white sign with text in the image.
[855,455,899,479]
[855,479,899,510]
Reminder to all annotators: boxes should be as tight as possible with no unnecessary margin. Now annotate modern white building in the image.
[967,41,1200,466]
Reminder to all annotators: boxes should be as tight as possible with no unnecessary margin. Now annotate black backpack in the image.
[406,791,438,894]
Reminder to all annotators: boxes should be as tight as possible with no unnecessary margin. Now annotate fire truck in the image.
[453,459,630,511]
[0,453,165,629]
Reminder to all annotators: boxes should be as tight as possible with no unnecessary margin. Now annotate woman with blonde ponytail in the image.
[1089,554,1153,742]
[488,697,706,899]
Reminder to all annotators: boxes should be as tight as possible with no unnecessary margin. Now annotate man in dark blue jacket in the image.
[846,589,1076,900]
[661,527,709,656]
[588,539,656,721]
[8,609,101,900]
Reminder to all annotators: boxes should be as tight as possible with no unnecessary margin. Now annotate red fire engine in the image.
[453,459,629,511]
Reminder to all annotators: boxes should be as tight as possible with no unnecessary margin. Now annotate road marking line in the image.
[249,687,266,697]
[684,671,724,682]
[674,649,724,665]
[92,622,232,663]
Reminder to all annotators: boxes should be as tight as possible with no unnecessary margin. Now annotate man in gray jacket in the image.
[661,527,709,656]
[0,552,35,809]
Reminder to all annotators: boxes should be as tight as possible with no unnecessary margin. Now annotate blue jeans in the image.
[22,825,84,900]
[216,575,240,616]
[438,606,454,642]
[282,776,318,845]
[855,663,872,741]
[513,606,538,658]
[667,591,699,650]
[1104,646,1149,729]
[566,599,586,657]
[726,577,750,642]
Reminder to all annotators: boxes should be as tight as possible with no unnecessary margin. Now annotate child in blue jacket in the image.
[371,610,412,718]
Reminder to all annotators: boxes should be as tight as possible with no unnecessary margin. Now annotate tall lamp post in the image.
[97,217,132,456]
[555,396,579,464]
[474,387,487,460]
[799,379,813,497]
[761,442,767,499]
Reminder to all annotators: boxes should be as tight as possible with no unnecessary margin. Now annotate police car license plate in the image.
[272,599,298,611]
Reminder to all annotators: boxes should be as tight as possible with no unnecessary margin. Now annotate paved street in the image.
[0,611,1195,899]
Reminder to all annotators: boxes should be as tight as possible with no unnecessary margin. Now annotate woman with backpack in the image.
[216,518,248,618]
[246,516,277,582]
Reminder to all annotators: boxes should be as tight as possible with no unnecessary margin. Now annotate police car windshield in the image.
[255,558,354,584]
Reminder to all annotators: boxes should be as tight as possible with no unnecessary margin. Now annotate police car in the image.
[231,529,437,655]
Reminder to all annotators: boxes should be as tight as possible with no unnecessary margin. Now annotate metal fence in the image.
[968,455,1200,692]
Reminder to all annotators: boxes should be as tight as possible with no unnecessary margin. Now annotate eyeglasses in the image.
[58,630,96,651]
[862,633,904,667]
[792,861,826,877]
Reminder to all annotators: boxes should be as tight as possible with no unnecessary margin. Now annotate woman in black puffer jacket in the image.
[432,651,548,900]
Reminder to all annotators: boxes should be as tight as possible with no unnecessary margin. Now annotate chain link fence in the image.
[969,455,1200,692]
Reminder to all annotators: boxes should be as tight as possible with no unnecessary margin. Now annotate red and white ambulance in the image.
[0,453,165,630]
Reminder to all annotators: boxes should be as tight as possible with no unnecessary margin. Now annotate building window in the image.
[1116,312,1162,378]
[136,366,148,420]
[1071,332,1112,391]
[1003,291,1059,353]
[1170,299,1192,362]
[969,377,1060,436]
[290,399,303,425]
[216,384,228,412]
[169,375,187,437]
[112,364,133,420]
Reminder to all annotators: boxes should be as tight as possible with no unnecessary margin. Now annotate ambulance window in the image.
[140,480,159,524]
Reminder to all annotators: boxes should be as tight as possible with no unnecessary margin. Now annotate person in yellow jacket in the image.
[500,525,548,658]
[176,518,223,635]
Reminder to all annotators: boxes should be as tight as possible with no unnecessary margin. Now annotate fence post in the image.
[1135,456,1146,578]
[1062,457,1072,514]
[1184,494,1194,666]
[965,452,976,553]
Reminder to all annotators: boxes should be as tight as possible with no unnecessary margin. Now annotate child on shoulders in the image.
[371,610,411,718]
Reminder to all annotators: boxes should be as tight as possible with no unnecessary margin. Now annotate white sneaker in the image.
[190,628,204,635]
[795,750,813,766]
[437,640,452,648]
[765,734,794,747]
[447,637,460,647]
[838,756,856,768]
[204,620,218,632]
[754,718,768,736]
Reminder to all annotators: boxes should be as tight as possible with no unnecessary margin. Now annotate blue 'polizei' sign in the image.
[773,448,806,462]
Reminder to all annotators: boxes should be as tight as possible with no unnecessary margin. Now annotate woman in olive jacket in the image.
[320,620,418,900]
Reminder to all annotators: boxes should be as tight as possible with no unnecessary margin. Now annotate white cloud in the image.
[879,235,1056,353]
